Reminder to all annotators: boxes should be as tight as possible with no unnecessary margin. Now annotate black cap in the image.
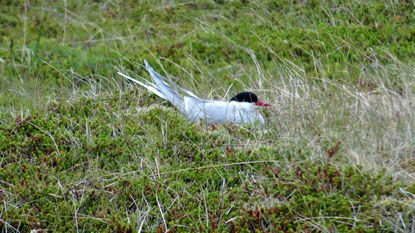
[230,92,258,103]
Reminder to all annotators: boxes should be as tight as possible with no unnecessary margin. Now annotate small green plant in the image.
[1,0,414,232]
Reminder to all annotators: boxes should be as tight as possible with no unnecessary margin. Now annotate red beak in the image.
[255,101,272,107]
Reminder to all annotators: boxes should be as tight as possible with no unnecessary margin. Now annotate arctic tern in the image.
[118,60,271,125]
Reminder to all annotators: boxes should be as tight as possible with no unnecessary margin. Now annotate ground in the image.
[0,0,415,232]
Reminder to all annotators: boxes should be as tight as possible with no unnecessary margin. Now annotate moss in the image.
[0,95,412,231]
[1,0,414,231]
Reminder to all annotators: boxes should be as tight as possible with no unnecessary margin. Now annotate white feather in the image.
[119,60,266,125]
[118,72,165,99]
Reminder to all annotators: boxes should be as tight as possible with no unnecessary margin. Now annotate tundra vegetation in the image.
[1,0,415,232]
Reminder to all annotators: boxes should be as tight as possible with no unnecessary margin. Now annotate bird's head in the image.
[230,92,271,106]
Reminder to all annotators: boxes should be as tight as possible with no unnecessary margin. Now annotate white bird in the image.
[118,60,271,125]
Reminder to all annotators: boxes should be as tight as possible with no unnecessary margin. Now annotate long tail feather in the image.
[119,60,202,115]
[118,72,166,99]
[143,60,185,111]
[143,60,201,98]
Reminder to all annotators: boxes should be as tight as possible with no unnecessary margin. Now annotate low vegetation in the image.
[1,0,414,232]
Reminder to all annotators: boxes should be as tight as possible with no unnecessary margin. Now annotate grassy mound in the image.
[1,93,413,232]
[1,0,414,232]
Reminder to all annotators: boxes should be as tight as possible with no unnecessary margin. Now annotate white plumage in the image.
[118,60,268,125]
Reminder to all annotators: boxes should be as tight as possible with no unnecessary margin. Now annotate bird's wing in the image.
[184,97,233,124]
[144,60,193,113]
[144,59,200,99]
[144,60,200,99]
[118,60,202,115]
[184,96,210,122]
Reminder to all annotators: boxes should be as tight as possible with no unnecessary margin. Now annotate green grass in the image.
[1,0,415,232]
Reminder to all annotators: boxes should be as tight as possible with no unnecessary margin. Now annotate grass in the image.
[1,0,415,232]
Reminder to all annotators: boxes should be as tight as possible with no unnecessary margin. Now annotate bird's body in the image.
[118,60,270,125]
[183,97,265,124]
